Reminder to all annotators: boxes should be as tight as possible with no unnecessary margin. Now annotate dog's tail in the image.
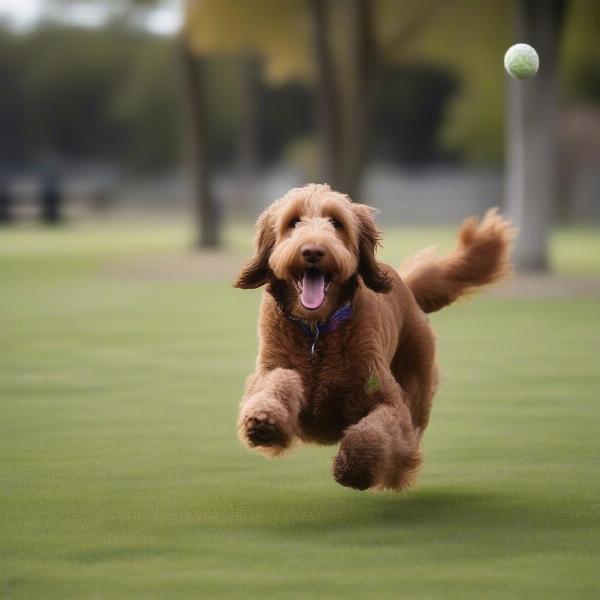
[399,209,515,314]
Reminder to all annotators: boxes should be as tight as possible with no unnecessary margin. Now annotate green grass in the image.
[1,222,599,599]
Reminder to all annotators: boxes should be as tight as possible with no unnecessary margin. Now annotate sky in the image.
[0,0,182,35]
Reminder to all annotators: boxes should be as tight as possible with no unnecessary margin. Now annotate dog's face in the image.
[234,184,391,321]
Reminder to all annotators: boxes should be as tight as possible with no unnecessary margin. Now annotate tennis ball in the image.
[504,44,539,79]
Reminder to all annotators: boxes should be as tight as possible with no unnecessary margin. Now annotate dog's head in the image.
[234,184,391,321]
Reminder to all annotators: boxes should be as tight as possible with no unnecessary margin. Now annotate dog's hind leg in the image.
[333,379,422,491]
[237,368,305,457]
[391,313,438,438]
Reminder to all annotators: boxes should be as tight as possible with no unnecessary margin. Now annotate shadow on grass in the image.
[261,487,535,528]
[61,486,595,567]
[242,486,591,555]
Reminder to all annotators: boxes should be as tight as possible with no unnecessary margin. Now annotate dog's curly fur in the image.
[234,184,514,491]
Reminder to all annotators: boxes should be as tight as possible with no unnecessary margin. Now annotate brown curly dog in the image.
[234,183,514,491]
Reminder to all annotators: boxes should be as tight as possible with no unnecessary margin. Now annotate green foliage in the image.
[110,32,183,170]
[186,0,600,165]
[0,21,312,172]
[384,0,600,163]
[187,57,313,166]
[257,82,313,163]
[2,0,599,172]
[0,33,28,165]
[561,0,600,104]
[383,0,512,164]
[0,24,181,171]
[202,57,245,164]
[375,64,460,164]
[184,0,310,84]
[0,223,599,598]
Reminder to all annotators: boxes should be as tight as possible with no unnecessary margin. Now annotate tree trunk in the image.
[0,175,13,225]
[236,53,261,181]
[177,35,220,248]
[505,0,567,271]
[234,52,261,214]
[309,0,344,191]
[309,0,437,200]
[39,154,63,225]
[344,0,377,201]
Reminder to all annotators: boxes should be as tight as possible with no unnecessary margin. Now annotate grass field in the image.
[1,222,599,599]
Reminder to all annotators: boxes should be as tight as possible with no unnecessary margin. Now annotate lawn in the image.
[1,222,599,599]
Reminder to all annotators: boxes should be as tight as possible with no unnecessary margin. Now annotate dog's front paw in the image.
[237,392,295,456]
[245,414,286,448]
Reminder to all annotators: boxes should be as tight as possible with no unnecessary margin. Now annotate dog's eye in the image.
[288,217,301,229]
[330,218,342,230]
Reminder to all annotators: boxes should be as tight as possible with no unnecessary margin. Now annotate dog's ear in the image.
[234,210,275,289]
[352,203,392,293]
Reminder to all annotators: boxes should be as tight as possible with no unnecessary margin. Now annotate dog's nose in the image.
[301,245,325,264]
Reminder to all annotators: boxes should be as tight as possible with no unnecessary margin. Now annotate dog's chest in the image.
[295,332,380,443]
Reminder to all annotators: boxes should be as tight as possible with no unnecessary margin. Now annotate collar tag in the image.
[280,301,353,356]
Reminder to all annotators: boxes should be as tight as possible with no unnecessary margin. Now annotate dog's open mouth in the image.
[298,268,331,310]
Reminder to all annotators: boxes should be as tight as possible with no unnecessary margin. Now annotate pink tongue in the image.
[301,271,326,309]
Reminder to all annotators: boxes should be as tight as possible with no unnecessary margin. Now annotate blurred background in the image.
[1,2,600,598]
[0,0,598,267]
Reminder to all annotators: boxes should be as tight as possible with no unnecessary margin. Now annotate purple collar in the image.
[281,302,353,356]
